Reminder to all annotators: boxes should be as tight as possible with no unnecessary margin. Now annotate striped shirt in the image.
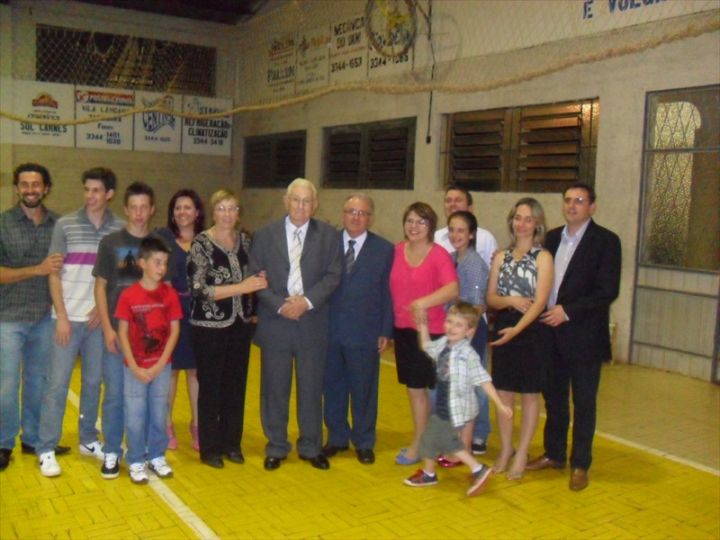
[48,207,124,321]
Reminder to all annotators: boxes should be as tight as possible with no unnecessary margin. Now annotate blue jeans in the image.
[471,318,491,442]
[123,364,171,464]
[0,315,53,449]
[37,321,104,453]
[102,348,125,456]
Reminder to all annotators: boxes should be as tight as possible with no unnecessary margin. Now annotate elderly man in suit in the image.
[526,182,621,491]
[322,194,393,465]
[249,178,342,471]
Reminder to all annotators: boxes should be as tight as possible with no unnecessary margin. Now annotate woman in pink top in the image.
[389,202,458,465]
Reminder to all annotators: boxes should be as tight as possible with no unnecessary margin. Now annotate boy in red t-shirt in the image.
[115,236,181,484]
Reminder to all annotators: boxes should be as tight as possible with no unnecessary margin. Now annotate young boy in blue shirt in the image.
[406,301,512,496]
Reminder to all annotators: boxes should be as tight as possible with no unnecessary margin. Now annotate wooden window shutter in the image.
[244,131,306,188]
[447,109,505,191]
[517,99,598,192]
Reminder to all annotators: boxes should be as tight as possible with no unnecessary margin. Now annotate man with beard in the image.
[0,163,64,471]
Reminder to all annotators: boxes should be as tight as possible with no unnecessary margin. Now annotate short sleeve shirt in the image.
[389,242,457,334]
[0,204,58,322]
[114,281,182,368]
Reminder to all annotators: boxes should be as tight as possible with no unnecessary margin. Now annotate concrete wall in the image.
[0,0,240,222]
[2,0,719,369]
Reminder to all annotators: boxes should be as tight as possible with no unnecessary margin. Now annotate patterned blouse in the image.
[496,246,541,298]
[187,230,251,328]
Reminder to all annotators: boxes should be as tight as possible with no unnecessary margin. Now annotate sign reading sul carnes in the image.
[266,34,297,98]
[13,80,74,147]
[181,96,232,157]
[134,92,181,153]
[75,86,134,150]
[296,27,331,94]
[329,15,368,84]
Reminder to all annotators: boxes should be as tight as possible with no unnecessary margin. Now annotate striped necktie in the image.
[345,239,356,273]
[288,228,303,296]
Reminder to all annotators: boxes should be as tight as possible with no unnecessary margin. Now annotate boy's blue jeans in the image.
[471,318,490,442]
[123,364,171,464]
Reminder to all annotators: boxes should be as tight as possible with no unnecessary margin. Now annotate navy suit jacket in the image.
[248,217,342,348]
[328,231,394,349]
[545,219,621,363]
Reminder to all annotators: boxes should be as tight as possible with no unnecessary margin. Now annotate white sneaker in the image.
[129,462,149,484]
[39,451,61,477]
[149,456,173,479]
[101,452,120,479]
[79,440,104,460]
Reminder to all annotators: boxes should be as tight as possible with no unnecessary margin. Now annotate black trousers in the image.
[191,318,253,459]
[542,332,602,470]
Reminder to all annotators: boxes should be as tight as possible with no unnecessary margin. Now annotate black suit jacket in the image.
[545,219,621,363]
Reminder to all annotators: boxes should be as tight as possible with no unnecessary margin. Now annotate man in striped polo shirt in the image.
[37,167,124,478]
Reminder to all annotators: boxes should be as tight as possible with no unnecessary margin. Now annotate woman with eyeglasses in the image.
[389,202,458,465]
[486,197,554,480]
[187,189,268,469]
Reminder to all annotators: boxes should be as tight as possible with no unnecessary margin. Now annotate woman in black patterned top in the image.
[187,189,267,469]
[486,197,554,481]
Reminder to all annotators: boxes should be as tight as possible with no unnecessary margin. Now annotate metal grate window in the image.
[244,131,307,188]
[36,24,216,96]
[324,117,415,190]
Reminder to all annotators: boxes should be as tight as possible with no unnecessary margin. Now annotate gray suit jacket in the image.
[248,217,342,348]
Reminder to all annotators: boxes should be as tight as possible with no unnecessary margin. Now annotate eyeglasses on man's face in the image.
[344,208,372,218]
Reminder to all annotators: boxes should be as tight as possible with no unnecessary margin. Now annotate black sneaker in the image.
[101,453,120,479]
[471,441,487,455]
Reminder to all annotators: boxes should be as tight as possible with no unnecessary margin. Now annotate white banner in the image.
[12,81,75,147]
[134,92,181,153]
[266,34,297,98]
[329,15,368,84]
[75,86,134,150]
[296,27,331,94]
[181,96,232,156]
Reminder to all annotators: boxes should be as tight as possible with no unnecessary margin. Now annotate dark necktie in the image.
[345,239,356,273]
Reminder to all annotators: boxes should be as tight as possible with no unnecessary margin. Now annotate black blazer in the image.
[545,219,621,363]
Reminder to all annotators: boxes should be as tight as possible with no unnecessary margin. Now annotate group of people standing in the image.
[0,163,620,494]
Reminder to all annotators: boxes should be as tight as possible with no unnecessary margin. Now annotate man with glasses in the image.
[249,178,342,471]
[527,183,621,491]
[322,194,393,465]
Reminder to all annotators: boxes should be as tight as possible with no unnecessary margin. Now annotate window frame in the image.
[243,130,307,189]
[323,117,416,190]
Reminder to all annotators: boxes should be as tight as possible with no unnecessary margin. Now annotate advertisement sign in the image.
[75,86,134,150]
[13,80,75,147]
[181,96,232,156]
[134,92,181,153]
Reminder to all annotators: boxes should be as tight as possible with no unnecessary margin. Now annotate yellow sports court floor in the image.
[0,346,718,540]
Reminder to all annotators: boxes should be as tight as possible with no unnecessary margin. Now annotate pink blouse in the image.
[389,242,458,334]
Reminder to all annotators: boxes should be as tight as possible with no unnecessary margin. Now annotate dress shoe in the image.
[264,456,284,471]
[356,448,375,464]
[569,468,589,491]
[224,451,245,464]
[21,442,71,456]
[300,454,330,470]
[0,449,11,470]
[201,455,224,469]
[525,454,565,471]
[322,444,349,458]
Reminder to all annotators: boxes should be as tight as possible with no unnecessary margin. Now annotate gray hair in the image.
[286,178,317,199]
[344,192,375,213]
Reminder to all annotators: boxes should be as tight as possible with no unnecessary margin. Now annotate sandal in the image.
[395,448,420,465]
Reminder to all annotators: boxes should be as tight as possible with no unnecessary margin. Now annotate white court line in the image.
[67,389,219,540]
[379,358,720,477]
